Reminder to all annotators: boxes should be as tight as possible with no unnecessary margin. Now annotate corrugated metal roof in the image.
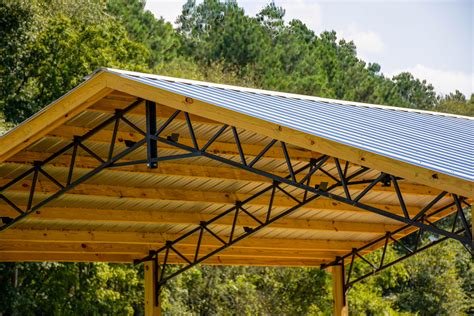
[101,68,474,182]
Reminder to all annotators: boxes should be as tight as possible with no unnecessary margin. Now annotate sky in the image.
[144,0,473,97]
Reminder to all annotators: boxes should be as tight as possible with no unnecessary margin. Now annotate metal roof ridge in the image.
[101,68,474,121]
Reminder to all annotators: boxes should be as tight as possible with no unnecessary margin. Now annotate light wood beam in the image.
[0,252,139,263]
[0,229,369,251]
[90,98,217,125]
[0,73,112,163]
[0,178,432,215]
[0,252,328,266]
[6,152,273,183]
[0,241,346,260]
[332,265,348,316]
[3,153,442,197]
[0,206,405,234]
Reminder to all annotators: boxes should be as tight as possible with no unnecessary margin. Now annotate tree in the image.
[391,72,437,110]
[0,0,150,124]
[436,91,474,116]
[178,0,267,73]
[0,262,144,315]
[107,0,180,68]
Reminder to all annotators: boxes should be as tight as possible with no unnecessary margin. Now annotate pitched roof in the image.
[104,68,474,182]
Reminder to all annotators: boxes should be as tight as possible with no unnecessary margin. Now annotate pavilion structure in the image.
[0,68,472,315]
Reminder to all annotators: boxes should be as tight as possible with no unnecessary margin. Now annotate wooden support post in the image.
[332,264,348,316]
[144,261,161,316]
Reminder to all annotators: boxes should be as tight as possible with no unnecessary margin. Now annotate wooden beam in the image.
[0,73,112,163]
[0,229,369,251]
[332,265,348,316]
[0,206,404,234]
[144,261,161,316]
[104,73,473,198]
[0,252,139,263]
[0,178,429,215]
[90,98,218,125]
[0,252,329,266]
[0,241,346,260]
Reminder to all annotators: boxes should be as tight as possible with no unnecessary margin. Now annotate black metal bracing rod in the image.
[328,228,466,294]
[323,195,471,269]
[344,219,468,292]
[155,131,470,245]
[322,196,472,291]
[0,98,144,231]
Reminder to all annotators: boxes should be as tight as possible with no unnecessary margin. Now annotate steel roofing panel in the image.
[102,68,474,182]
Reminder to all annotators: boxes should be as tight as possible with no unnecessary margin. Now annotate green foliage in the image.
[162,266,332,315]
[345,239,472,316]
[178,0,267,73]
[0,262,144,315]
[0,0,150,124]
[393,241,469,315]
[347,247,408,315]
[436,91,474,116]
[175,0,445,111]
[391,72,437,109]
[107,0,180,67]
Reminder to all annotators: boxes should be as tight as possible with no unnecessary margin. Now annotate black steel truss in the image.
[0,99,471,297]
[321,196,472,295]
[135,157,368,290]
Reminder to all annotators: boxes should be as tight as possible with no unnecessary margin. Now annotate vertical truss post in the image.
[146,100,158,168]
[332,261,348,316]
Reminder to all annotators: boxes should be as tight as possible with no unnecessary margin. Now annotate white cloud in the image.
[389,64,473,97]
[337,25,385,59]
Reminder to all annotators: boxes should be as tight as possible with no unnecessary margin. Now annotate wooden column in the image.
[332,265,348,316]
[144,261,161,316]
